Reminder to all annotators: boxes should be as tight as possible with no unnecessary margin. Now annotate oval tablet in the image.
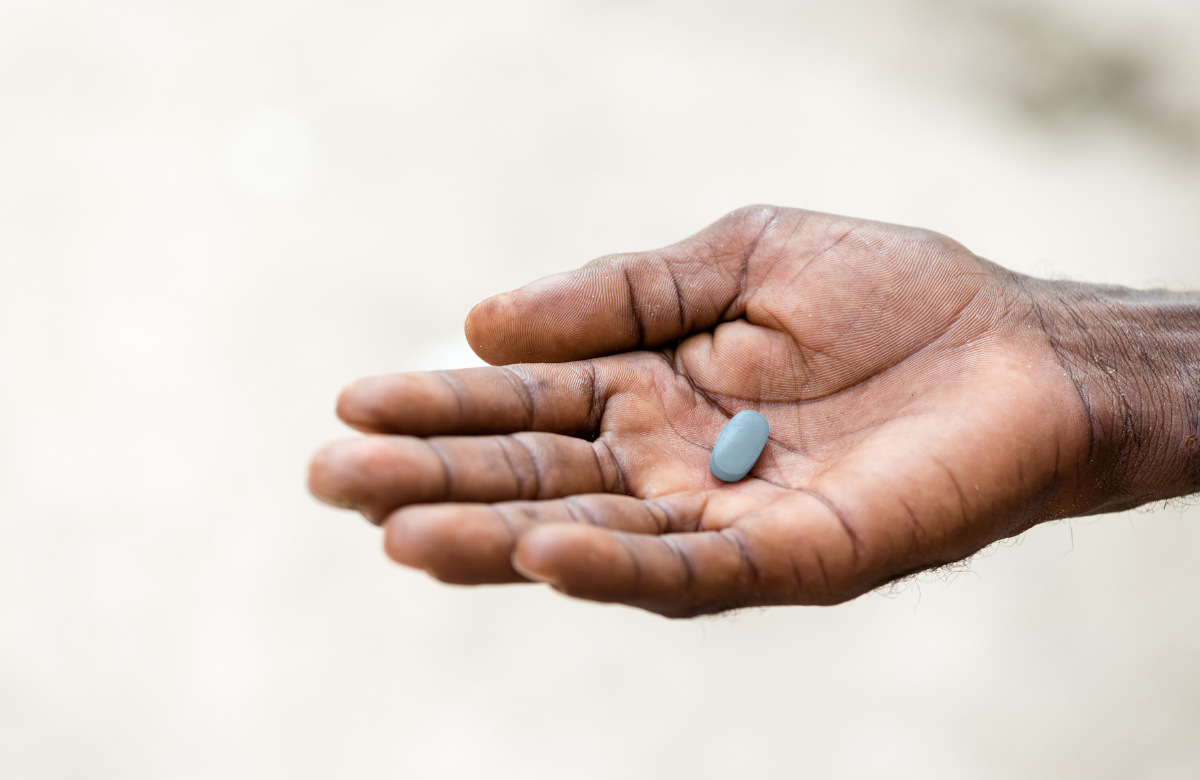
[709,410,770,482]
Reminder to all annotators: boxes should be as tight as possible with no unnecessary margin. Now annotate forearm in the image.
[1030,278,1200,512]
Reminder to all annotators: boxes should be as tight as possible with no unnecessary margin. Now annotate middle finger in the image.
[308,432,625,523]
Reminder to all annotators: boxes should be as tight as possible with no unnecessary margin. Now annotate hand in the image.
[309,206,1199,616]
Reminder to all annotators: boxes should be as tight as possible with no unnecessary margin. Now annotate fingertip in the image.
[335,377,388,432]
[465,291,524,365]
[508,523,562,585]
[307,439,353,506]
[381,506,434,570]
[384,505,526,584]
[512,524,632,595]
[306,438,401,523]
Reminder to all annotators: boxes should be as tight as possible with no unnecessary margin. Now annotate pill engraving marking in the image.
[709,410,770,482]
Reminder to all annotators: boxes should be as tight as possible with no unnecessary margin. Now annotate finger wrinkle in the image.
[426,440,455,502]
[592,437,626,494]
[434,370,467,419]
[583,360,605,435]
[930,453,972,527]
[620,263,647,350]
[723,527,764,588]
[562,496,600,528]
[661,536,696,603]
[497,436,535,500]
[785,549,808,598]
[493,505,521,547]
[899,497,928,554]
[498,366,536,430]
[642,498,674,533]
[812,547,834,597]
[615,532,643,591]
[687,491,714,533]
[508,434,543,499]
[663,260,688,333]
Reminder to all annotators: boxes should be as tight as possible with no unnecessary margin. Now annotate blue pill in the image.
[709,410,770,482]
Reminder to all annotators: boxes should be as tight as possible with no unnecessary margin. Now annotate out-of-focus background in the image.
[2,0,1199,777]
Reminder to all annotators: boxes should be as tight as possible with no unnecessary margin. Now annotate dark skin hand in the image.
[309,206,1200,617]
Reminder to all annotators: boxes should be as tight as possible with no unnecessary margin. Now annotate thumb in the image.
[464,206,778,365]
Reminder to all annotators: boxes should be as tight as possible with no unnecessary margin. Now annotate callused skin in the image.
[308,206,1200,617]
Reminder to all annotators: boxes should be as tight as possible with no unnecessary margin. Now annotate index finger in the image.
[337,362,604,437]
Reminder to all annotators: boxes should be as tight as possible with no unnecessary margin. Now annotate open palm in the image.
[310,207,1097,616]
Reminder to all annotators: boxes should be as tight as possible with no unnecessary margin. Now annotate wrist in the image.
[1029,277,1200,512]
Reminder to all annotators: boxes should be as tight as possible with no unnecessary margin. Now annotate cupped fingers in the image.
[383,494,686,585]
[307,431,625,523]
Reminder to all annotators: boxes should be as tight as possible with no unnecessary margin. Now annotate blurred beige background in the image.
[2,0,1199,778]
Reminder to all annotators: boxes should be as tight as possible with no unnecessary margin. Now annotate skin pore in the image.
[308,206,1200,617]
